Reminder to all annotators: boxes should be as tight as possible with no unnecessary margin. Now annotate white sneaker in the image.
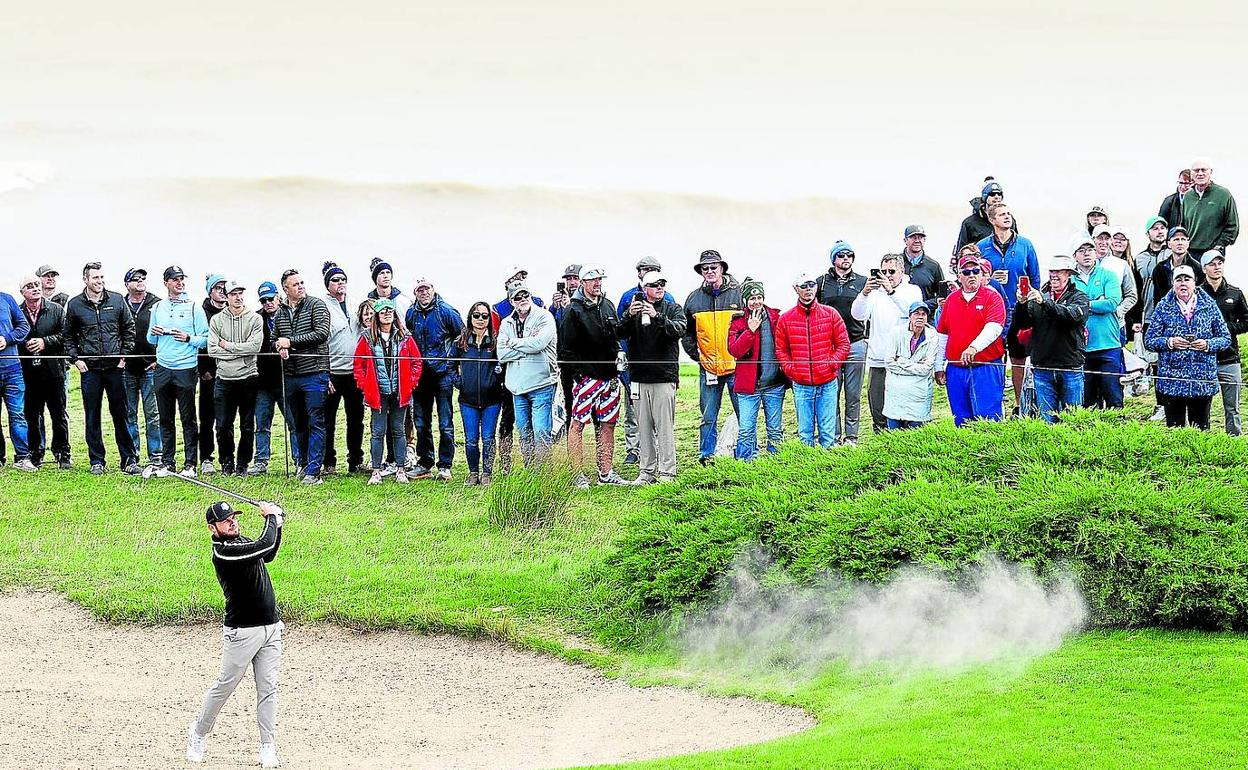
[436,467,452,481]
[259,742,279,768]
[200,460,216,476]
[1150,405,1166,422]
[405,445,418,468]
[155,465,172,478]
[13,458,37,472]
[367,470,383,485]
[572,473,591,489]
[186,723,207,763]
[379,462,396,477]
[180,465,198,479]
[598,470,629,486]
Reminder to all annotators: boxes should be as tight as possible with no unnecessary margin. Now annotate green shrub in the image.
[584,413,1248,647]
[487,461,576,528]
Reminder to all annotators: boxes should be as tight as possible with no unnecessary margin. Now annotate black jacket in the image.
[1150,256,1205,316]
[123,293,162,375]
[558,294,621,380]
[64,289,135,370]
[199,299,226,377]
[211,515,282,628]
[454,334,504,407]
[1203,279,1248,365]
[902,254,948,313]
[1158,191,1184,233]
[955,204,1019,255]
[616,298,686,384]
[815,269,867,342]
[19,298,67,380]
[274,296,331,376]
[1013,284,1091,369]
[257,308,282,390]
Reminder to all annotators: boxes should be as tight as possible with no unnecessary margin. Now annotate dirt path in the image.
[0,591,811,769]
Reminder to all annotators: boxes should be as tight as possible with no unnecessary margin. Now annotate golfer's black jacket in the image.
[211,516,283,628]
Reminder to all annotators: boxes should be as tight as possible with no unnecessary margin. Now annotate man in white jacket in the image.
[321,262,365,474]
[850,254,923,432]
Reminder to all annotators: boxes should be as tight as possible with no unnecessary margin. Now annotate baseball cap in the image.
[907,301,929,315]
[1200,250,1225,267]
[1168,226,1189,240]
[124,268,147,283]
[163,265,186,281]
[958,254,982,269]
[1070,234,1096,252]
[1049,256,1077,272]
[793,271,816,287]
[636,256,662,271]
[982,182,1003,197]
[580,264,606,281]
[1173,265,1196,281]
[506,265,527,280]
[35,265,58,278]
[372,298,396,312]
[507,281,532,300]
[1091,224,1113,239]
[904,224,926,238]
[562,263,582,279]
[257,281,279,299]
[205,501,239,524]
[1087,205,1106,216]
[1145,215,1168,231]
[639,269,666,286]
[224,280,246,294]
[413,276,434,290]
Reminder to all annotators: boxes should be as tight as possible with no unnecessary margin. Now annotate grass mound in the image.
[585,411,1248,647]
[487,461,577,528]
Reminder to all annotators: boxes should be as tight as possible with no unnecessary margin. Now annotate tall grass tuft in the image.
[487,461,577,529]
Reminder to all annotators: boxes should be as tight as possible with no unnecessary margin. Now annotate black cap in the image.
[205,501,238,523]
[163,265,186,281]
[124,267,147,283]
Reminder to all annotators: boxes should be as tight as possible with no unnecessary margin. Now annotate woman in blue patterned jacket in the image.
[1144,264,1231,429]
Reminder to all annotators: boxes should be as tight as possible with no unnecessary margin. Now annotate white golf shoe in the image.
[259,742,280,768]
[185,723,207,763]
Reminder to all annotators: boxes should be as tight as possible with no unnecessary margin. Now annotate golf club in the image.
[164,470,267,508]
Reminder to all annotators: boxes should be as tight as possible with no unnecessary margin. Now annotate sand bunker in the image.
[0,592,811,769]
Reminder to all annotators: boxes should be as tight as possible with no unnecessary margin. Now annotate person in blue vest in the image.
[615,256,674,466]
[976,201,1040,416]
[406,277,464,480]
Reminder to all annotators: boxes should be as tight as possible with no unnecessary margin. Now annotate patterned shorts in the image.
[571,376,621,425]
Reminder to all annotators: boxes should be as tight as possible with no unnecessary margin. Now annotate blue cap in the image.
[257,281,278,299]
[982,182,1003,197]
[1167,226,1189,240]
[123,267,147,283]
[907,301,929,316]
[205,274,226,294]
[903,224,926,238]
[829,241,855,262]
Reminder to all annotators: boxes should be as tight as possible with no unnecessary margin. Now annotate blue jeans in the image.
[285,372,328,475]
[887,418,924,429]
[123,368,162,465]
[792,379,839,448]
[253,386,281,463]
[461,401,501,474]
[412,373,455,470]
[370,394,408,470]
[946,363,1005,426]
[1083,348,1124,409]
[735,383,785,461]
[698,370,739,460]
[0,365,29,460]
[513,384,556,465]
[1034,368,1084,423]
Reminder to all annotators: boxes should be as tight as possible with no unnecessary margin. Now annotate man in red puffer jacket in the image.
[775,272,851,448]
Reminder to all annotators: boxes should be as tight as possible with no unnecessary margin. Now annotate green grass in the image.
[2,363,1247,768]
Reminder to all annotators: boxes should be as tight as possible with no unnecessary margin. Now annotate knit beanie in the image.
[322,261,347,288]
[369,257,393,283]
[829,241,855,263]
[740,277,765,301]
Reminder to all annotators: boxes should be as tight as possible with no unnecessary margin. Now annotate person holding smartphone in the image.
[850,254,923,433]
[1144,264,1230,429]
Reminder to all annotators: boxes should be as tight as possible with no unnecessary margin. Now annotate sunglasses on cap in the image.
[470,311,490,320]
[21,281,39,290]
[960,268,982,276]
[796,281,817,290]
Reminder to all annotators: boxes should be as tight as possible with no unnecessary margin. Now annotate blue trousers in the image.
[698,370,739,460]
[123,368,162,465]
[1034,368,1084,423]
[370,394,408,470]
[461,402,501,474]
[285,372,328,475]
[412,373,455,470]
[513,384,556,465]
[1083,348,1124,409]
[887,418,924,429]
[253,385,283,463]
[946,363,1005,426]
[792,379,839,448]
[735,383,785,461]
[0,365,29,460]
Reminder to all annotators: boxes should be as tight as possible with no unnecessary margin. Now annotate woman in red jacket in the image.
[727,279,786,460]
[774,273,851,448]
[353,299,423,484]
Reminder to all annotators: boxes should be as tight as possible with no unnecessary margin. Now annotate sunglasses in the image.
[880,269,898,275]
[797,281,817,290]
[512,293,531,301]
[643,282,666,289]
[21,282,39,290]
[699,264,722,273]
[960,268,982,276]
[470,312,491,320]
[261,296,277,302]
[328,276,347,283]
[836,252,856,259]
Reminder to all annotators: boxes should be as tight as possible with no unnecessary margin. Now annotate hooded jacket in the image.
[199,298,226,377]
[122,292,161,375]
[558,292,621,381]
[148,294,209,370]
[405,294,464,378]
[274,295,331,377]
[324,293,361,375]
[65,289,134,370]
[454,333,504,408]
[851,277,924,368]
[976,232,1041,311]
[1012,283,1091,369]
[616,296,686,384]
[1071,264,1122,353]
[774,300,851,386]
[681,275,743,377]
[208,307,265,381]
[727,307,785,395]
[1145,289,1231,398]
[497,305,559,395]
[353,330,423,409]
[815,270,867,342]
[1158,191,1184,235]
[883,324,941,423]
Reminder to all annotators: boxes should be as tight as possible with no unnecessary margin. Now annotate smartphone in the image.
[1184,334,1197,342]
[1019,276,1031,295]
[869,268,881,280]
[556,281,566,294]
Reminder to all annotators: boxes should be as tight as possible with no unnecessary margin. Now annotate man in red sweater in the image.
[775,272,851,448]
[936,254,1007,425]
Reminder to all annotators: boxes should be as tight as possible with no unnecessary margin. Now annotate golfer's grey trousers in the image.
[194,621,283,745]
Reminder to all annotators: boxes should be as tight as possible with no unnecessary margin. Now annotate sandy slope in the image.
[0,591,811,769]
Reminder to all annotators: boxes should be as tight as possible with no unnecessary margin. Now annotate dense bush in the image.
[584,412,1248,646]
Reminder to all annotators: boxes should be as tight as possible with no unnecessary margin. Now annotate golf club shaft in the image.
[167,471,264,507]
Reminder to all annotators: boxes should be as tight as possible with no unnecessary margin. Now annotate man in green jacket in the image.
[1184,157,1239,254]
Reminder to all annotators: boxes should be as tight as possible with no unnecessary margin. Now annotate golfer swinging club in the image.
[187,499,285,767]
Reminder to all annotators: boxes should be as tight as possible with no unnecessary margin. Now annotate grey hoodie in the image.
[208,307,264,381]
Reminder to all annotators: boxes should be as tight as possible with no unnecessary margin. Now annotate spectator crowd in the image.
[0,158,1241,485]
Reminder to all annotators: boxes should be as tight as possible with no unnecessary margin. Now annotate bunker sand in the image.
[0,591,812,769]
